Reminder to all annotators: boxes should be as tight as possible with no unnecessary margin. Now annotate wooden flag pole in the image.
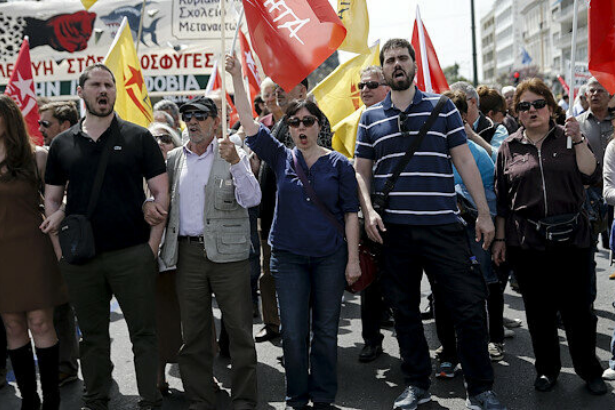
[136,0,147,53]
[221,0,227,141]
[566,0,579,149]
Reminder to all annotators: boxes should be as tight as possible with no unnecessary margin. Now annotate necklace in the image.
[524,128,552,147]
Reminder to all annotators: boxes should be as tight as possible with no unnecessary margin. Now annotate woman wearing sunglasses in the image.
[492,78,605,394]
[226,54,361,410]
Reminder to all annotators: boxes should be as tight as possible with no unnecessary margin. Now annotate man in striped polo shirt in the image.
[354,39,505,410]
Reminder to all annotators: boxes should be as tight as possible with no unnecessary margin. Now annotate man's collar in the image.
[73,114,117,140]
[382,86,423,112]
[183,137,216,157]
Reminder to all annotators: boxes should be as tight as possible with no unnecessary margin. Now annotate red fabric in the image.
[589,0,615,93]
[411,15,449,94]
[205,61,239,126]
[242,0,346,92]
[239,30,261,118]
[558,75,570,95]
[4,38,43,146]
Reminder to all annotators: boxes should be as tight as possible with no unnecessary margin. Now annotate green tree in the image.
[443,63,469,84]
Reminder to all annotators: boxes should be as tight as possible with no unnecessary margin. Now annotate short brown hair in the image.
[39,101,79,126]
[78,63,115,88]
[477,86,506,116]
[380,39,416,66]
[443,90,468,115]
[513,78,558,114]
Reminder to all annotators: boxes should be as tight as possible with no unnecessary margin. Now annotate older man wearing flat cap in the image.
[153,96,262,410]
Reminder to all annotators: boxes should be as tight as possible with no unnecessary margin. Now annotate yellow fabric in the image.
[311,44,379,128]
[103,19,153,128]
[332,105,365,159]
[81,0,98,10]
[336,0,370,54]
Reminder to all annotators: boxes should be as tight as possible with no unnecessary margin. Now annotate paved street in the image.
[3,246,615,410]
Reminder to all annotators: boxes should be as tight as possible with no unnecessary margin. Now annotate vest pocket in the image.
[216,221,249,254]
[214,182,238,211]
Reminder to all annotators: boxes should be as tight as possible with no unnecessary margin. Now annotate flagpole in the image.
[416,6,432,93]
[136,0,147,53]
[230,8,245,56]
[566,0,578,148]
[221,0,227,140]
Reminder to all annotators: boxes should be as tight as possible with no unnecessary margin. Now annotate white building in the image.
[481,9,497,83]
[480,0,589,86]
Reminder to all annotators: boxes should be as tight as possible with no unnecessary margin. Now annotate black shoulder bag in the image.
[372,95,448,215]
[59,128,116,265]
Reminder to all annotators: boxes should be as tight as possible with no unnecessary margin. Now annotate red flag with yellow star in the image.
[103,18,152,128]
[5,37,43,146]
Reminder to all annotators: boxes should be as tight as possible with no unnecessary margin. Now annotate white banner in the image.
[0,0,243,85]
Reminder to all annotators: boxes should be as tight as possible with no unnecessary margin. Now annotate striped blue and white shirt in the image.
[355,87,467,226]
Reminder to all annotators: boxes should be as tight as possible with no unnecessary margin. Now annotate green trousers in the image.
[61,243,162,410]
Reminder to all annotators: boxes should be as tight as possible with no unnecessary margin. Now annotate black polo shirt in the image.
[45,115,166,253]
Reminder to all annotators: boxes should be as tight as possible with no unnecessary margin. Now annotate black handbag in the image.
[59,128,116,264]
[372,95,449,215]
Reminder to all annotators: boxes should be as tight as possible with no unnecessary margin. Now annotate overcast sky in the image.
[329,0,496,81]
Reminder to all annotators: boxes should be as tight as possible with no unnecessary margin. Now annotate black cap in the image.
[180,96,218,117]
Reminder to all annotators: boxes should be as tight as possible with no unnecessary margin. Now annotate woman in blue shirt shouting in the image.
[226,54,361,410]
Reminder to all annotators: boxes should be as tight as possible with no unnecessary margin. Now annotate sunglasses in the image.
[287,116,318,128]
[398,112,408,134]
[181,111,209,122]
[358,81,385,90]
[38,120,52,128]
[516,99,548,112]
[154,134,173,144]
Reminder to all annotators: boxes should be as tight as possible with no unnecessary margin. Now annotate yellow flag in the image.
[81,0,98,10]
[332,105,365,159]
[103,18,153,128]
[311,43,379,128]
[337,0,370,54]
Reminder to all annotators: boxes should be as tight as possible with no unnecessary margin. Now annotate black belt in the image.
[178,235,204,244]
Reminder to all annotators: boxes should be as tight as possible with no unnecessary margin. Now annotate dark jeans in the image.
[248,207,261,305]
[271,246,347,407]
[508,246,603,380]
[60,243,161,410]
[382,223,493,396]
[360,277,386,347]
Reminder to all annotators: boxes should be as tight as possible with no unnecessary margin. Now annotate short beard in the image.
[386,70,413,91]
[84,98,114,118]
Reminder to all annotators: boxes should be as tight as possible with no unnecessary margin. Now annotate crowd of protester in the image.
[2,37,615,410]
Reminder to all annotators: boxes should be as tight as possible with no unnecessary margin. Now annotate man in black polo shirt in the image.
[44,63,169,410]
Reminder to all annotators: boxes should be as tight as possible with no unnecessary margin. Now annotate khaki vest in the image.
[160,144,250,266]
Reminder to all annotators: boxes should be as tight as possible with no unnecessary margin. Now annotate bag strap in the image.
[377,94,449,206]
[292,150,345,236]
[85,119,118,219]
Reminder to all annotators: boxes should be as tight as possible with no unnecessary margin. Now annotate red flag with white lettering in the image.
[588,0,615,93]
[411,6,448,94]
[239,30,261,117]
[242,0,346,92]
[5,37,43,146]
[205,60,239,126]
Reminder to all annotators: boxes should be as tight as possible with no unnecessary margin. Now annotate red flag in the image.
[242,0,346,92]
[205,61,239,126]
[411,6,448,94]
[589,0,615,93]
[558,75,570,95]
[239,30,261,117]
[4,37,43,146]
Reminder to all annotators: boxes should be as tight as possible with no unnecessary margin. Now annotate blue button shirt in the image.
[247,124,359,257]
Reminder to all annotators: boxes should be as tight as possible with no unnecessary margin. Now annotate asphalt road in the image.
[3,246,615,410]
